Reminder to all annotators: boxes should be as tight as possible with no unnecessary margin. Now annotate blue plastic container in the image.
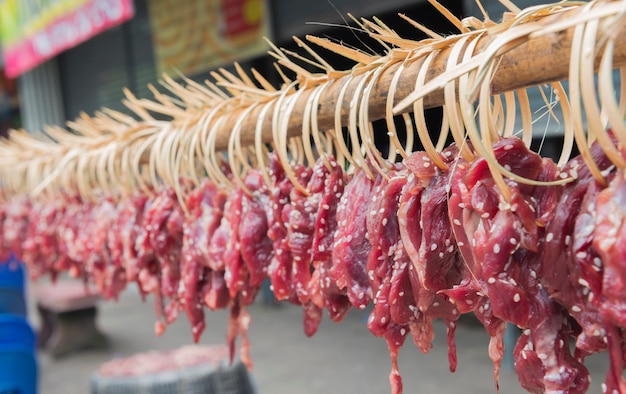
[0,344,38,394]
[0,257,25,291]
[0,315,38,394]
[0,315,36,349]
[0,257,27,316]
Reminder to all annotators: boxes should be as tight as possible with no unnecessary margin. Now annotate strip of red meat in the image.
[288,165,322,304]
[593,171,626,393]
[88,198,120,299]
[207,210,229,272]
[21,199,46,279]
[221,173,275,370]
[181,179,220,342]
[3,196,31,263]
[331,168,374,309]
[512,158,591,393]
[519,234,590,392]
[266,153,298,302]
[265,153,313,305]
[145,186,180,300]
[240,170,273,290]
[56,195,84,279]
[414,151,461,296]
[77,198,113,294]
[402,150,462,370]
[454,138,592,392]
[312,157,351,322]
[154,188,185,324]
[202,270,230,310]
[226,296,253,370]
[538,140,624,394]
[446,148,507,389]
[514,312,589,394]
[363,169,412,394]
[541,141,613,299]
[367,169,405,294]
[50,197,74,276]
[107,198,130,300]
[595,172,626,326]
[458,139,542,327]
[164,194,185,323]
[567,181,609,353]
[222,187,246,297]
[121,192,150,298]
[137,190,167,334]
[290,159,331,336]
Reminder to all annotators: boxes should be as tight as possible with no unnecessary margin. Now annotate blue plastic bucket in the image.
[0,315,37,394]
[0,345,38,394]
[0,257,27,316]
[0,257,25,291]
[0,315,36,349]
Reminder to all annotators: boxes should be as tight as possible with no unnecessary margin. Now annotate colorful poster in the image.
[0,0,135,78]
[148,0,270,77]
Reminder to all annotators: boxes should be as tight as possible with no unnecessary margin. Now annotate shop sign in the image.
[148,0,270,77]
[0,0,135,78]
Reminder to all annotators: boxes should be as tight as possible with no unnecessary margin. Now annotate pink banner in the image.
[3,0,134,78]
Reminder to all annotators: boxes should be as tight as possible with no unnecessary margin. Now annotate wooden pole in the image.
[210,4,626,151]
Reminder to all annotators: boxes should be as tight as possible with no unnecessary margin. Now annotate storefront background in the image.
[56,0,459,120]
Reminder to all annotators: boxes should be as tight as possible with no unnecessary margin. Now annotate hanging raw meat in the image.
[180,179,226,342]
[3,137,626,394]
[313,157,351,322]
[331,168,375,310]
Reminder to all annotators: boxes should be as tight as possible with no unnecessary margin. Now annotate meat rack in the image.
[0,0,625,194]
[1,1,626,394]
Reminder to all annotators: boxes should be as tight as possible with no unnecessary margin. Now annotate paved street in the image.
[31,284,610,394]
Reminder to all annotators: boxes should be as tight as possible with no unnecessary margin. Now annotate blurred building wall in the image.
[8,0,471,134]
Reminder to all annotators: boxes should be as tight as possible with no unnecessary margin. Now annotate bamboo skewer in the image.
[1,0,625,198]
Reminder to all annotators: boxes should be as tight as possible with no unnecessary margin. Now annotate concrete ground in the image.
[31,284,611,394]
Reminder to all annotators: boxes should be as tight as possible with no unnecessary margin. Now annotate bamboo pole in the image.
[210,4,626,151]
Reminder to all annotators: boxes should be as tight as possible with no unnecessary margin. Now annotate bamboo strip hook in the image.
[0,0,625,197]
